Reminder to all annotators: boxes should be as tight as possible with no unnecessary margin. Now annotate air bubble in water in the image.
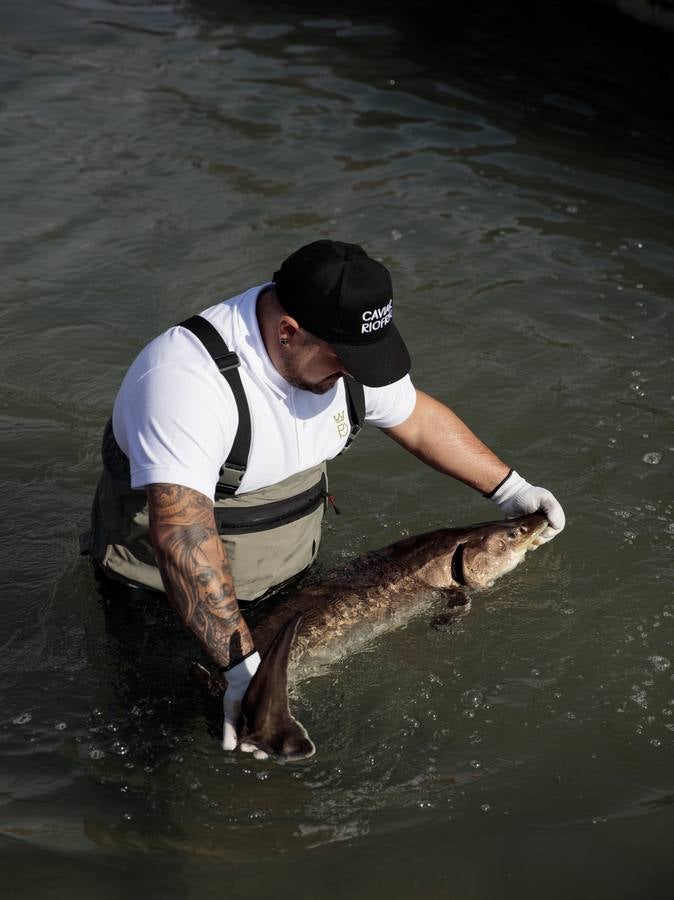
[461,689,485,709]
[643,453,661,465]
[651,656,671,672]
[12,712,32,725]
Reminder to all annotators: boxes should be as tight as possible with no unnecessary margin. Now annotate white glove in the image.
[489,470,565,544]
[222,652,260,751]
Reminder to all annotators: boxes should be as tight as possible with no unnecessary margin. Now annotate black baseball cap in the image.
[273,240,411,388]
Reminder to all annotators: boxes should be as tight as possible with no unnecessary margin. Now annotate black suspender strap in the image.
[177,315,252,495]
[342,376,365,452]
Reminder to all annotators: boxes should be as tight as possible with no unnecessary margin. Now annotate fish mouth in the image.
[517,514,549,549]
[500,514,548,549]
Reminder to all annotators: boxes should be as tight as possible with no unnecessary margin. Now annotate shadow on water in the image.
[182,0,674,157]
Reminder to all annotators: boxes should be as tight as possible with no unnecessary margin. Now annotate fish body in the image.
[252,513,547,671]
[197,513,548,761]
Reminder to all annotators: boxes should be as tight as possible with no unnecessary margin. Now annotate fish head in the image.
[450,513,548,589]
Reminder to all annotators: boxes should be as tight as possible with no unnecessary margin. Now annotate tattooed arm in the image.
[146,482,255,670]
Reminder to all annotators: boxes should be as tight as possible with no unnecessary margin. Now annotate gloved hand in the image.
[222,651,260,751]
[488,470,565,544]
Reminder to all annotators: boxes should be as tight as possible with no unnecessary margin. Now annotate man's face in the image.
[279,332,350,395]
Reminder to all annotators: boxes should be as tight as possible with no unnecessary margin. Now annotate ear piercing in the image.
[280,337,289,346]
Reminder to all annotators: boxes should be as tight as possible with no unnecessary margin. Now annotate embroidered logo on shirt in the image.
[334,410,349,439]
[361,299,392,333]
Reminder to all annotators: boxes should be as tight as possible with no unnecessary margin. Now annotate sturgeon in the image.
[195,512,548,762]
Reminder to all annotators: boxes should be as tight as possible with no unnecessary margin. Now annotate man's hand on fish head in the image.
[489,470,566,545]
[222,652,261,752]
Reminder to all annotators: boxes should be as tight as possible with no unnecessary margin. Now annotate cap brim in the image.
[329,323,411,388]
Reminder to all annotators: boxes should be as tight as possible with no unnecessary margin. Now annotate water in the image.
[1,0,673,897]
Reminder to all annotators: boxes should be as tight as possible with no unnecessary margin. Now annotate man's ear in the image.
[279,316,301,344]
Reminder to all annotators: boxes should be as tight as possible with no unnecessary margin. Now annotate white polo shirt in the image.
[112,283,417,499]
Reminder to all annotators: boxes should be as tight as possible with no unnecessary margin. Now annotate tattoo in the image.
[147,483,255,668]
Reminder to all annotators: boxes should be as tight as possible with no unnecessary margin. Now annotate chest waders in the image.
[82,315,365,604]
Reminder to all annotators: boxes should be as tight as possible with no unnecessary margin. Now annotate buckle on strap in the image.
[218,462,246,491]
[341,421,361,453]
[213,351,240,373]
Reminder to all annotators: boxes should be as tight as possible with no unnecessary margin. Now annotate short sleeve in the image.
[112,360,237,499]
[363,374,416,429]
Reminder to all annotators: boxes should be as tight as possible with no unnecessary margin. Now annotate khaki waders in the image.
[84,424,327,602]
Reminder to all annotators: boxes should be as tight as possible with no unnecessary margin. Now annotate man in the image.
[85,240,564,752]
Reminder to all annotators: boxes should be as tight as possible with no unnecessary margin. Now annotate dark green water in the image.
[1,1,673,897]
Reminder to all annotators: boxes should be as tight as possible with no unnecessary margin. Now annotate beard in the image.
[279,354,343,395]
[283,371,343,395]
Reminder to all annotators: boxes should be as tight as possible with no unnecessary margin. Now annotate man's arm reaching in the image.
[383,389,565,542]
[146,482,255,669]
[383,389,510,494]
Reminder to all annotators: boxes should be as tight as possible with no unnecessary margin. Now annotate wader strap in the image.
[342,376,365,452]
[214,470,327,534]
[177,315,252,496]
